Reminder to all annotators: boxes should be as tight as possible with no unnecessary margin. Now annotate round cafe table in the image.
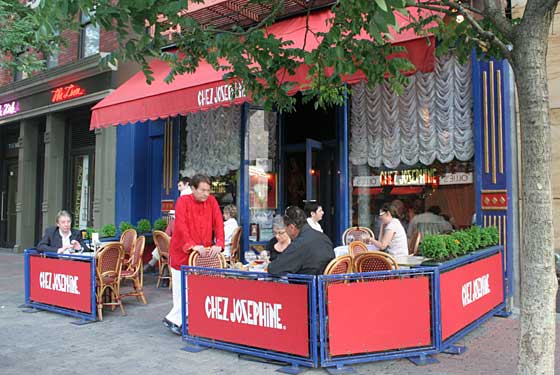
[333,244,378,257]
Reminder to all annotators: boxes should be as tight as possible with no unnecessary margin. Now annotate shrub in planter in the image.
[136,218,152,234]
[451,230,476,256]
[419,234,448,261]
[119,221,135,233]
[480,226,499,247]
[100,224,117,238]
[153,218,168,231]
[465,225,482,249]
[443,235,461,258]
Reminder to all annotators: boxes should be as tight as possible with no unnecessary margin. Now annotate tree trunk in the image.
[512,8,558,374]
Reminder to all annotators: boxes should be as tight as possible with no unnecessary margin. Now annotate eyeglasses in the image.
[379,211,387,217]
[273,230,287,236]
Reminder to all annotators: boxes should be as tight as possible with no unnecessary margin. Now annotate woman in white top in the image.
[222,204,239,257]
[369,203,408,257]
[304,201,324,232]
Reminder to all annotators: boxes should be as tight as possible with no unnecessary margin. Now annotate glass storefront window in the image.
[71,154,92,229]
[247,109,277,242]
[349,160,475,237]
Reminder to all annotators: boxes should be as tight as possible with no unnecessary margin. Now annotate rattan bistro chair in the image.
[228,226,242,266]
[188,250,227,269]
[408,231,422,255]
[120,228,137,265]
[353,251,398,273]
[323,255,353,275]
[120,235,147,305]
[342,226,374,245]
[348,241,369,257]
[152,230,172,289]
[96,242,126,320]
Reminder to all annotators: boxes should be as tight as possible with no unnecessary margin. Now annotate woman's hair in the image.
[304,201,320,217]
[55,210,72,224]
[380,203,399,218]
[272,215,286,231]
[223,204,238,219]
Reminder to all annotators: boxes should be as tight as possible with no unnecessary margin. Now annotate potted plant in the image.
[136,218,152,234]
[100,224,117,238]
[419,226,499,264]
[119,221,135,234]
[153,218,168,231]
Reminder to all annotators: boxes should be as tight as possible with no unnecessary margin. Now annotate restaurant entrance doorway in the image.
[283,99,338,241]
[0,159,18,248]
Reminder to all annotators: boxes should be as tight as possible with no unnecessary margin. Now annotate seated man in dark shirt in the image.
[36,210,86,253]
[268,206,335,276]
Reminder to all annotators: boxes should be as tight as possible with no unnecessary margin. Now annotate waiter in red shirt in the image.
[163,174,224,335]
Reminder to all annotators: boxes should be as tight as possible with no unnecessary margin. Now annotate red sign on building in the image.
[187,274,310,357]
[326,276,432,355]
[29,256,92,313]
[440,253,504,340]
[51,84,86,103]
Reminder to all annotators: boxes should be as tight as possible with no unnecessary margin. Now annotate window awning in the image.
[90,9,435,129]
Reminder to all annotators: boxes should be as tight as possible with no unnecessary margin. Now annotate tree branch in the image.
[480,0,514,38]
[420,0,513,59]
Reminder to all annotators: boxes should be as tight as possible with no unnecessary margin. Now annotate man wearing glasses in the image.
[267,206,334,275]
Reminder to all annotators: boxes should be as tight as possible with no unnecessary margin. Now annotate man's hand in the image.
[193,245,206,256]
[71,240,81,251]
[208,246,222,257]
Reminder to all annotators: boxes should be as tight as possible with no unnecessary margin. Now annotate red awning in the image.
[91,9,435,129]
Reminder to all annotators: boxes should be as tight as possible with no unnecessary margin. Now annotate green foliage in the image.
[136,218,152,234]
[119,221,135,233]
[153,218,168,231]
[100,224,117,238]
[418,234,448,260]
[419,225,500,262]
[11,0,514,113]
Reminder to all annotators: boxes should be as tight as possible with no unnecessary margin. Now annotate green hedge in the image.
[419,226,499,261]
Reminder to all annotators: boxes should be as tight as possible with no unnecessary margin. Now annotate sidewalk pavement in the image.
[1,250,559,375]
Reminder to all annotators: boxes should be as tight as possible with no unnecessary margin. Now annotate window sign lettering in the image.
[51,84,86,103]
[0,101,20,118]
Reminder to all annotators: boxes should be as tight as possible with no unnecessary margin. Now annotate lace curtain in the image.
[181,105,241,177]
[349,54,474,169]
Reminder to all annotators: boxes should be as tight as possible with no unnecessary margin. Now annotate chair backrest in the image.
[152,230,171,257]
[342,226,374,245]
[120,228,137,255]
[96,242,124,280]
[188,251,227,269]
[354,252,395,273]
[348,241,369,257]
[127,235,146,273]
[323,255,353,275]
[408,231,422,255]
[229,226,242,263]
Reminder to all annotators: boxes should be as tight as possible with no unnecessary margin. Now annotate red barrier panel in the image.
[29,256,92,313]
[188,274,310,357]
[326,276,432,356]
[440,253,504,340]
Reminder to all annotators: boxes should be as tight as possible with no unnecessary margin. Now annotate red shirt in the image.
[169,194,225,270]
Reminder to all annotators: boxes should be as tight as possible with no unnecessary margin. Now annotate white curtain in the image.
[181,105,241,177]
[349,54,474,169]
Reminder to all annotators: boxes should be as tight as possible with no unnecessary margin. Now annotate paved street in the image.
[1,250,559,375]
